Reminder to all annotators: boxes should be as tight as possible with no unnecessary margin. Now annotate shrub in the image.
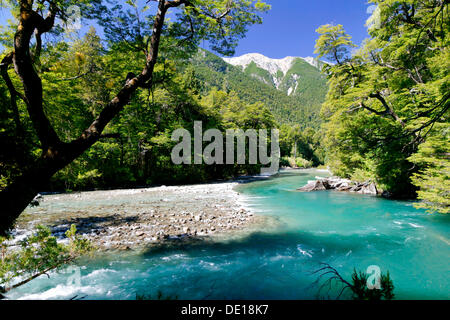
[0,225,92,296]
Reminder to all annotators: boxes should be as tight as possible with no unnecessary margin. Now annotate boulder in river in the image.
[298,177,378,196]
[297,179,329,192]
[361,182,378,195]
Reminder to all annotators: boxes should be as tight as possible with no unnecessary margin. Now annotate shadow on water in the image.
[275,171,310,178]
[125,229,395,300]
[140,228,404,262]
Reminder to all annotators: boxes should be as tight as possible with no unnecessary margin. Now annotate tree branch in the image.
[165,0,188,9]
[54,64,96,82]
[67,0,186,155]
[312,263,354,300]
[13,1,62,151]
[1,52,25,133]
[358,101,388,116]
[3,257,75,293]
[368,92,405,126]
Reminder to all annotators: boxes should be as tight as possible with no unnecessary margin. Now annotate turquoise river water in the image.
[8,169,450,300]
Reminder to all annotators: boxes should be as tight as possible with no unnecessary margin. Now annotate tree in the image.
[315,0,449,204]
[314,24,355,65]
[313,263,395,300]
[408,123,449,213]
[0,224,91,297]
[0,0,270,235]
[278,124,323,167]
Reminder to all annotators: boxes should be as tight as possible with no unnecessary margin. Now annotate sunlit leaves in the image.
[314,24,356,64]
[0,225,92,292]
[316,1,449,203]
[409,123,450,214]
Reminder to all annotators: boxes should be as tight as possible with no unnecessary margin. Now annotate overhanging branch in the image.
[1,52,26,133]
[67,0,186,154]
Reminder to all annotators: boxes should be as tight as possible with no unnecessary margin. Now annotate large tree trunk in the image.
[0,145,78,235]
[0,171,49,236]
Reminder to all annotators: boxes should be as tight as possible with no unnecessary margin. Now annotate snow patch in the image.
[223,53,320,92]
[223,53,297,77]
[223,53,320,74]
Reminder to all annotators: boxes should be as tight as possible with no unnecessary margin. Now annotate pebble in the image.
[16,183,264,252]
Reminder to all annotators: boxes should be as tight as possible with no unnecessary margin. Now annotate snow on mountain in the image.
[222,53,322,95]
[223,53,320,75]
[223,53,293,76]
[302,56,321,68]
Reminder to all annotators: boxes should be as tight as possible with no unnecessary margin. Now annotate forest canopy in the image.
[315,0,449,213]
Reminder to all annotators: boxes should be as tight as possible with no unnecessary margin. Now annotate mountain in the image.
[188,50,328,127]
[223,53,327,104]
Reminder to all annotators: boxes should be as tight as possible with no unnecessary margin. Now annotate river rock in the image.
[297,179,329,192]
[298,177,378,196]
[361,182,378,195]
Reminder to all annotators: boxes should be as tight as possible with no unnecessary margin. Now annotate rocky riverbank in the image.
[13,182,269,251]
[297,176,378,195]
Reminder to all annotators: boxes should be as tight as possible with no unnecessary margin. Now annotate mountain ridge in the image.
[188,49,327,127]
[223,53,321,76]
[222,53,326,98]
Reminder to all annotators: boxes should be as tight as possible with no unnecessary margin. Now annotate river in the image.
[7,169,450,300]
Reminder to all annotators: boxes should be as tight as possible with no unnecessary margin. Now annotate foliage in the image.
[315,0,449,207]
[0,0,275,197]
[191,49,326,128]
[314,24,356,64]
[279,124,324,166]
[281,156,313,169]
[350,269,395,300]
[0,225,92,295]
[0,22,328,193]
[30,33,279,190]
[408,123,449,213]
[89,0,270,57]
[314,263,395,300]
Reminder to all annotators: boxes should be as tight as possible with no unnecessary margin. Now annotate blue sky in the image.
[1,0,373,58]
[210,0,373,58]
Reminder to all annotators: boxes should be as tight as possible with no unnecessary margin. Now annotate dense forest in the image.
[190,49,327,128]
[1,28,281,191]
[0,0,327,233]
[0,19,321,193]
[0,2,324,192]
[315,0,449,212]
